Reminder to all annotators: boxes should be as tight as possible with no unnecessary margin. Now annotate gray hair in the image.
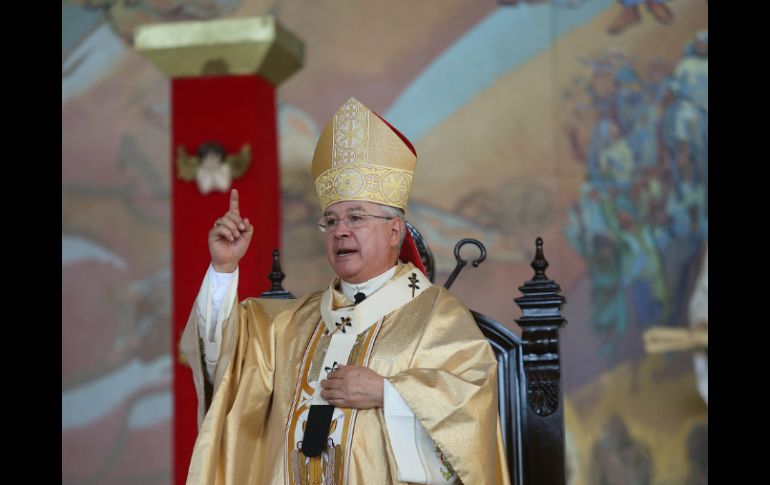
[377,204,407,250]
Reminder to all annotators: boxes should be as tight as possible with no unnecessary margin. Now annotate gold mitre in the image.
[312,97,417,212]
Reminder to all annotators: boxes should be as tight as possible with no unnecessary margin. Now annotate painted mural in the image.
[62,0,707,483]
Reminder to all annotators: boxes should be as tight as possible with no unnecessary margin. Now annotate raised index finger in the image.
[229,188,240,215]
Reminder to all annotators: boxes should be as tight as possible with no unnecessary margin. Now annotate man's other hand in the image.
[320,365,384,409]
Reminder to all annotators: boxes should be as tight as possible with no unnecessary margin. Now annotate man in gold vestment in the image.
[180,98,510,485]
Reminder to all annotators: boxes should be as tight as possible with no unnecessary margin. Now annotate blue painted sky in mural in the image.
[385,0,613,142]
[62,5,104,60]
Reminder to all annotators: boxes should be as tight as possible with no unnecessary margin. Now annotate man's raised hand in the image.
[209,189,254,273]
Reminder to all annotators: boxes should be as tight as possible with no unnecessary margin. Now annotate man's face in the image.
[322,201,401,284]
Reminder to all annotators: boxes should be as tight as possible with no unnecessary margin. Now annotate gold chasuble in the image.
[180,262,509,485]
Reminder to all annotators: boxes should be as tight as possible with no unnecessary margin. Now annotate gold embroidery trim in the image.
[286,319,383,485]
[314,164,413,211]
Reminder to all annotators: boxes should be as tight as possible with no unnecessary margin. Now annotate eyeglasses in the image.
[317,212,395,233]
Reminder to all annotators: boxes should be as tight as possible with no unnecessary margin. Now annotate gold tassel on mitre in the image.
[311,97,417,212]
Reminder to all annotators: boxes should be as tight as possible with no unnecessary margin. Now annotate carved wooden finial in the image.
[530,236,549,280]
[515,237,567,417]
[261,249,295,299]
[269,249,284,290]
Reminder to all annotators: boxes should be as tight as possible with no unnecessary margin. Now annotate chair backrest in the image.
[262,229,567,485]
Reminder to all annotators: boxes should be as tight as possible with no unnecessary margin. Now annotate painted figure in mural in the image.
[587,58,661,189]
[179,98,509,484]
[564,200,628,355]
[583,58,619,189]
[662,30,708,207]
[607,0,674,35]
[562,35,707,354]
[661,27,708,318]
[615,200,667,329]
[578,54,661,191]
[589,415,652,485]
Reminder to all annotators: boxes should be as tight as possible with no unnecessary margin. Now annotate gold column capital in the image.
[135,15,304,85]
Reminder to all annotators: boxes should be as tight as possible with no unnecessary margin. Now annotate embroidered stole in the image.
[285,268,430,485]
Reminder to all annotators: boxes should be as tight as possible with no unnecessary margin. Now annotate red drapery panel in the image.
[171,74,280,485]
